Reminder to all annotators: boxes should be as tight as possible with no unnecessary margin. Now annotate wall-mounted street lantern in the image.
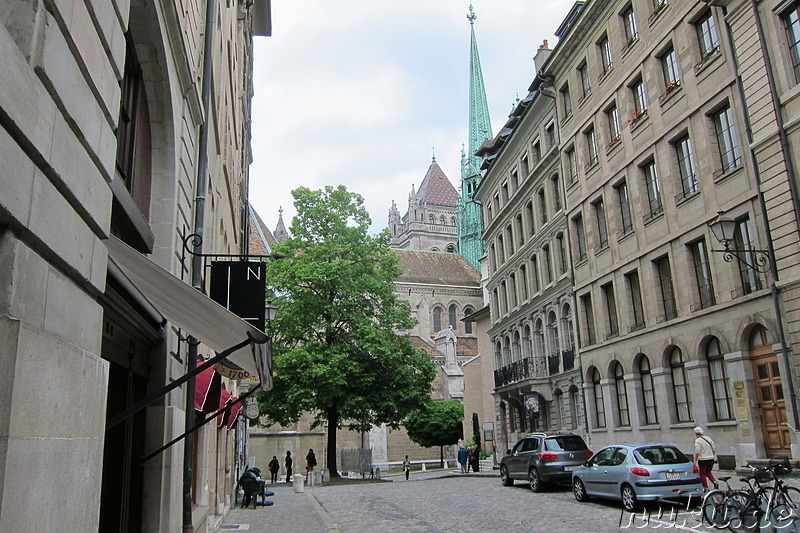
[708,210,771,273]
[265,302,278,325]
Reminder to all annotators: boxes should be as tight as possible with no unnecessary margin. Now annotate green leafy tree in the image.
[256,185,436,478]
[405,400,464,468]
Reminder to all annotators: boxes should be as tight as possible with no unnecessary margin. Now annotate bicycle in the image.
[729,459,799,533]
[701,475,753,529]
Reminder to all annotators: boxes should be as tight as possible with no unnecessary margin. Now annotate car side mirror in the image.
[506,449,512,455]
[583,460,592,467]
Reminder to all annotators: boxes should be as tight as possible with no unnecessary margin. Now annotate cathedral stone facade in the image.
[380,160,497,466]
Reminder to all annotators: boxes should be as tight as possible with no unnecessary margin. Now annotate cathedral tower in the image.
[457,4,493,271]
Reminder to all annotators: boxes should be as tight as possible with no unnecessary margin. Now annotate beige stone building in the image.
[474,44,584,457]
[0,1,271,531]
[499,0,800,464]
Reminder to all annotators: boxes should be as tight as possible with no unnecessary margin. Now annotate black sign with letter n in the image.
[209,261,266,330]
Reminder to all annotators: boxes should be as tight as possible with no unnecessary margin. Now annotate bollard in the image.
[375,467,381,480]
[293,474,305,493]
[421,463,426,472]
[444,460,448,469]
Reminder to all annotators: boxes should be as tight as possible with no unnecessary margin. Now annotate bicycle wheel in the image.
[769,486,800,532]
[739,487,777,533]
[701,490,739,529]
[721,490,752,533]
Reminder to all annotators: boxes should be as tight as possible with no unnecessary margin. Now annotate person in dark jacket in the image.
[469,447,480,473]
[305,449,317,482]
[285,450,293,483]
[268,456,280,484]
[457,446,468,473]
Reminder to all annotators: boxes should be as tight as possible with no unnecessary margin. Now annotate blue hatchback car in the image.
[572,443,703,511]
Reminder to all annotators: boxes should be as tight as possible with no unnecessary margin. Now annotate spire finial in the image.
[432,146,437,163]
[278,206,283,217]
[467,4,476,25]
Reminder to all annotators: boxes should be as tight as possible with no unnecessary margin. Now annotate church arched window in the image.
[428,215,435,224]
[446,244,456,253]
[450,217,457,226]
[433,307,443,332]
[449,304,458,330]
[464,306,475,334]
[440,216,446,225]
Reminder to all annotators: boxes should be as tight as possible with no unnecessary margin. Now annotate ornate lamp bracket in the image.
[711,245,771,273]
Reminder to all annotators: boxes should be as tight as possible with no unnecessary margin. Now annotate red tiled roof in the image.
[395,250,480,286]
[248,204,277,255]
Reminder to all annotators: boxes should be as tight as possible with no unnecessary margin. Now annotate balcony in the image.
[493,356,548,387]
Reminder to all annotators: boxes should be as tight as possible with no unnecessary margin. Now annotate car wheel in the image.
[529,468,544,493]
[573,477,589,502]
[500,465,514,486]
[621,484,639,512]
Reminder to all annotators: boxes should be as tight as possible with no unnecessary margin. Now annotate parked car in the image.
[500,432,592,492]
[572,443,703,511]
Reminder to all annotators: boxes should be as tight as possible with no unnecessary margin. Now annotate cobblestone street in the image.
[222,470,712,532]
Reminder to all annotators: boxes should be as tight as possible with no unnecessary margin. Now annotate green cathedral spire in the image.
[458,3,492,271]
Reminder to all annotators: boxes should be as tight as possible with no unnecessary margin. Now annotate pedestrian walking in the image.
[465,446,473,473]
[693,426,717,490]
[457,446,468,473]
[268,455,280,484]
[403,455,411,480]
[306,448,317,482]
[470,446,480,473]
[285,450,293,483]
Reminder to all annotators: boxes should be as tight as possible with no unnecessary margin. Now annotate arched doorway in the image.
[750,326,790,457]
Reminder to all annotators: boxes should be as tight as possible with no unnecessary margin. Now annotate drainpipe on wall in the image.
[184,0,217,529]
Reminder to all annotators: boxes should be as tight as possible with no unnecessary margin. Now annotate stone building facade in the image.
[481,0,800,463]
[389,158,460,253]
[0,1,271,531]
[474,44,584,457]
[383,162,496,465]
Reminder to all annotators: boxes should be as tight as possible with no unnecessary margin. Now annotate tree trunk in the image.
[327,405,341,478]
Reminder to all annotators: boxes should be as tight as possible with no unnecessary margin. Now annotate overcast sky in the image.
[248,1,575,236]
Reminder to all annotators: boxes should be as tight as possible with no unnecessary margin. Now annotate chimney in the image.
[533,39,552,73]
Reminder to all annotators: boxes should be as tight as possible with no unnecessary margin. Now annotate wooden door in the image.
[751,339,791,457]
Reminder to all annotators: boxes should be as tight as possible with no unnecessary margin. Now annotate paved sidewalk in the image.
[219,468,496,532]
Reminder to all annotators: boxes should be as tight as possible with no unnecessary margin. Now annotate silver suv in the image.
[500,432,592,492]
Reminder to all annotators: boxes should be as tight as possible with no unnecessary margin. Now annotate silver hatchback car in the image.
[572,443,703,511]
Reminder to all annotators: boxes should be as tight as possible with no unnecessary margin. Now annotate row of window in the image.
[486,173,563,273]
[586,331,754,430]
[578,217,762,346]
[493,304,576,370]
[562,4,720,123]
[490,232,570,318]
[484,128,559,230]
[426,215,457,226]
[569,101,741,269]
[432,304,475,335]
[568,96,741,215]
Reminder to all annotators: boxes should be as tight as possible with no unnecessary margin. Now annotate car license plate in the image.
[666,472,680,481]
[563,466,574,472]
